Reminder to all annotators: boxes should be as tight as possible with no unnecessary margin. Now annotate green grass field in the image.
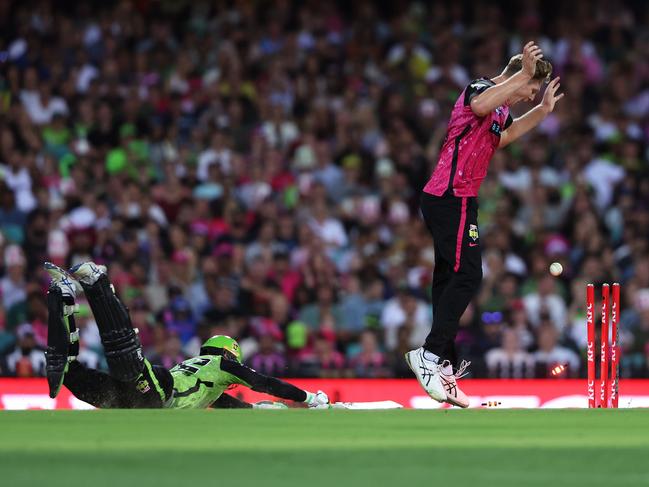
[1,409,648,487]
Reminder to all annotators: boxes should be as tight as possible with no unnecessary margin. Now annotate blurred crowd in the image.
[1,0,649,380]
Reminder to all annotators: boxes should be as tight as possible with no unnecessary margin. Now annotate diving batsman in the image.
[44,262,329,409]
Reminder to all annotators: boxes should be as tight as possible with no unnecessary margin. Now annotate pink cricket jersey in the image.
[423,78,512,197]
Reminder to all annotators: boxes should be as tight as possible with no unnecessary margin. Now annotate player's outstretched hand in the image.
[542,77,564,113]
[305,390,330,409]
[522,41,543,78]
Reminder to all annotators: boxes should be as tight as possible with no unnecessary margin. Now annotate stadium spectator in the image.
[532,322,580,378]
[149,331,187,370]
[246,318,287,378]
[625,289,649,377]
[72,303,104,370]
[381,287,430,351]
[338,275,384,337]
[1,245,27,314]
[390,325,416,378]
[297,330,346,378]
[485,327,535,378]
[523,274,569,332]
[4,323,45,377]
[162,294,198,346]
[297,284,344,331]
[348,329,390,378]
[0,183,27,244]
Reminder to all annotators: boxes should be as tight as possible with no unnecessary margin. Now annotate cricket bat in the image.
[331,400,403,410]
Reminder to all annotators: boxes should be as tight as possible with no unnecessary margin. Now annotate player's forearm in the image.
[498,105,548,148]
[220,359,307,402]
[471,71,530,117]
[250,375,308,402]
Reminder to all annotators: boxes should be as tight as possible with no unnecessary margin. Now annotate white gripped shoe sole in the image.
[405,348,447,402]
[69,261,107,286]
[440,360,471,408]
[44,262,81,299]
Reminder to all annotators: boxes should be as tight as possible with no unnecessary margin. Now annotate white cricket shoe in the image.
[69,261,107,286]
[44,262,81,299]
[440,360,471,408]
[405,347,447,402]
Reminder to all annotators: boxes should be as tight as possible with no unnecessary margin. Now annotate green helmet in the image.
[200,335,242,363]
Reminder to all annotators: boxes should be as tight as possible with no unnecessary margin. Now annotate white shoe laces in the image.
[440,359,472,379]
[454,360,471,379]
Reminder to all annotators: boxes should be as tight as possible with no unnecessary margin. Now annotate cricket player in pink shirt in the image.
[405,42,564,407]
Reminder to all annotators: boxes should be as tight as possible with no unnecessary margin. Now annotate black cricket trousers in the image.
[420,191,483,366]
[64,359,173,408]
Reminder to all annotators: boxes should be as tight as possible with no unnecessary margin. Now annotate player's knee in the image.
[103,329,144,382]
[473,265,483,283]
[456,266,482,290]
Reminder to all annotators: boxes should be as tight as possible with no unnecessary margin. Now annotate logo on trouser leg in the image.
[136,379,151,394]
[469,224,479,241]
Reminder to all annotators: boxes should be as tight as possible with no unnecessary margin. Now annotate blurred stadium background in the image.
[1,0,649,407]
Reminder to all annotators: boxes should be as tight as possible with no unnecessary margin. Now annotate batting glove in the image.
[305,390,330,409]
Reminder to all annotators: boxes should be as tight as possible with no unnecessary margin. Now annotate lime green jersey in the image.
[167,355,249,409]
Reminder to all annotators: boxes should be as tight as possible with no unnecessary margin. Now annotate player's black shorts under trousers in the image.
[419,191,483,366]
[64,359,173,408]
